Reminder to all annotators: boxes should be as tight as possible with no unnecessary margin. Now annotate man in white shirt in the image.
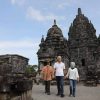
[54,56,65,97]
[66,62,79,97]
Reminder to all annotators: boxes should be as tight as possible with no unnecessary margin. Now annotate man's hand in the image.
[64,75,68,79]
[52,75,55,79]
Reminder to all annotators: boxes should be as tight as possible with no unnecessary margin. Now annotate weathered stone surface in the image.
[0,90,33,100]
[0,54,29,74]
[68,8,100,83]
[0,54,33,100]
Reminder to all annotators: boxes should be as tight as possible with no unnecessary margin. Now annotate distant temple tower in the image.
[68,8,98,80]
[37,20,69,69]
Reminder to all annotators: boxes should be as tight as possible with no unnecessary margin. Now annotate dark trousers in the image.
[44,81,51,93]
[56,76,64,95]
[69,79,77,96]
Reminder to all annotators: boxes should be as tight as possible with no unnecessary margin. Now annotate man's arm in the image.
[65,68,69,79]
[63,63,66,75]
[51,67,55,79]
[53,63,56,79]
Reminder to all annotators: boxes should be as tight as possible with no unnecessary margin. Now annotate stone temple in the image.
[37,8,100,83]
[37,20,69,68]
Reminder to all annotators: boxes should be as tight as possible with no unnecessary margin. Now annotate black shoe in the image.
[61,94,65,97]
[73,95,75,97]
[45,91,47,94]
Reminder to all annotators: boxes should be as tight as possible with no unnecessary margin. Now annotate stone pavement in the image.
[32,84,100,100]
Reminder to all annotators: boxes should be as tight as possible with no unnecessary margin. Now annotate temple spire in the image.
[78,8,82,15]
[41,35,44,43]
[98,34,100,39]
[42,35,44,38]
[54,19,56,25]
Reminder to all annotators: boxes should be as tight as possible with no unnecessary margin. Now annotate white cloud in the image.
[58,3,70,9]
[0,40,33,48]
[57,0,82,9]
[26,7,66,21]
[11,0,26,6]
[0,40,39,64]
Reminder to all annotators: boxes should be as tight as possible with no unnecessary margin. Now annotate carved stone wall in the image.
[0,54,33,100]
[0,54,29,74]
[68,8,98,80]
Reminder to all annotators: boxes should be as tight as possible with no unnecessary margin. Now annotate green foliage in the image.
[25,65,38,74]
[25,65,35,74]
[32,65,38,71]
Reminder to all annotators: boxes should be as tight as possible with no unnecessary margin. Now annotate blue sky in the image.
[0,0,100,65]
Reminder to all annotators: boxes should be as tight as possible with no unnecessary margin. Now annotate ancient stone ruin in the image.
[0,54,33,100]
[37,20,69,69]
[37,8,100,85]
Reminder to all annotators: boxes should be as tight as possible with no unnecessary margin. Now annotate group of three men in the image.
[41,56,79,97]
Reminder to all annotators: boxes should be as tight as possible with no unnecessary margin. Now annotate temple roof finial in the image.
[78,8,82,15]
[98,34,100,38]
[41,35,44,42]
[54,19,56,25]
[42,35,44,38]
